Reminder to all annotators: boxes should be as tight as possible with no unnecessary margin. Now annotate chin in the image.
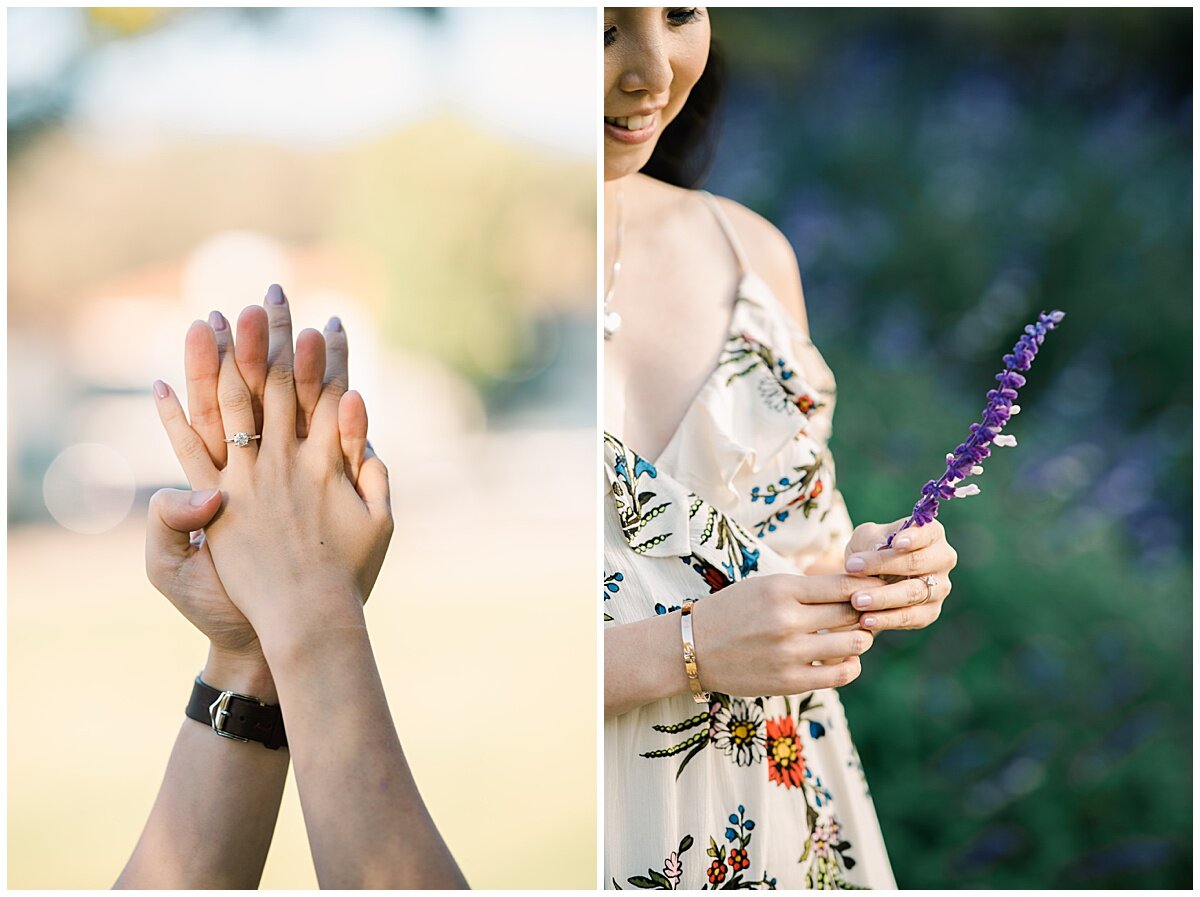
[604,144,656,181]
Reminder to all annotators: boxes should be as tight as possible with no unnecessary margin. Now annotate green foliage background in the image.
[706,9,1191,888]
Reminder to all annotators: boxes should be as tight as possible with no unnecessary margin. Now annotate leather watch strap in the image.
[185,676,288,750]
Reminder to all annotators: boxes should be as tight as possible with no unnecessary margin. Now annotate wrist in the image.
[203,643,277,705]
[257,598,369,673]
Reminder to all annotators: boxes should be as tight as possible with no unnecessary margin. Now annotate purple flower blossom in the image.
[885,310,1065,547]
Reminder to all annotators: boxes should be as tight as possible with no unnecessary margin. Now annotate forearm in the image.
[605,612,690,719]
[115,649,288,889]
[263,613,467,890]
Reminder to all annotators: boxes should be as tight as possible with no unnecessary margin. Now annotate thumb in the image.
[146,487,222,567]
[146,487,221,591]
[357,443,392,525]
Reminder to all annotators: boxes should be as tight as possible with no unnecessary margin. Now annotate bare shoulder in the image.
[708,193,810,336]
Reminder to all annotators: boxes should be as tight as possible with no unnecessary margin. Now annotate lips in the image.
[604,111,660,145]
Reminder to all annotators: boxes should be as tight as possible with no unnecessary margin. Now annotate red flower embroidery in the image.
[765,716,806,789]
[811,479,824,499]
[728,847,750,872]
[795,394,815,413]
[707,859,728,885]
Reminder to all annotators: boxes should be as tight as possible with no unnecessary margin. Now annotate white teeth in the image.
[604,114,652,131]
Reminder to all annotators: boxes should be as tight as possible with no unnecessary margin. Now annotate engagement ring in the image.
[224,432,261,447]
[918,574,938,604]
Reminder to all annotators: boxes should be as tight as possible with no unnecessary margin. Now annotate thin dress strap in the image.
[698,190,751,278]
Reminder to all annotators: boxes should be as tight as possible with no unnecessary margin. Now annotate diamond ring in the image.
[917,574,938,605]
[223,432,261,448]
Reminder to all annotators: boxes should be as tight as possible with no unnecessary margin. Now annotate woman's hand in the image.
[841,517,958,632]
[689,572,887,697]
[153,286,392,655]
[606,570,888,717]
[145,293,367,691]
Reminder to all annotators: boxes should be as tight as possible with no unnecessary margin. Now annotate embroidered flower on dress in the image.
[710,699,767,766]
[765,715,806,789]
[707,858,728,885]
[663,850,683,887]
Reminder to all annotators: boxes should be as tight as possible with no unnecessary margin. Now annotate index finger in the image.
[184,318,225,467]
[796,574,889,604]
[885,518,944,553]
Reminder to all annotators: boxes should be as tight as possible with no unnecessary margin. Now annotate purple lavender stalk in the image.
[883,309,1066,548]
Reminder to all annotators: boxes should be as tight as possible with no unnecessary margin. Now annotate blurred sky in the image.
[9,7,593,156]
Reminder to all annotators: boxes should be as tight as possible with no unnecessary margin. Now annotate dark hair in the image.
[641,39,725,189]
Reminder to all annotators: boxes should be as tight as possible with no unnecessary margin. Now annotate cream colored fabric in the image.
[603,194,896,890]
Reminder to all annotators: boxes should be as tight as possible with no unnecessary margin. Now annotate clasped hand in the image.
[684,517,957,701]
[145,285,393,688]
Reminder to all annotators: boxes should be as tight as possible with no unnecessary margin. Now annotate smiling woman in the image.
[602,6,959,890]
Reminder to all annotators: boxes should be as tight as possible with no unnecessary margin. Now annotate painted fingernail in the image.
[845,556,866,572]
[862,615,878,628]
[853,593,872,609]
[327,316,343,332]
[208,310,227,331]
[189,488,219,506]
[152,380,169,399]
[895,536,911,549]
[265,283,286,305]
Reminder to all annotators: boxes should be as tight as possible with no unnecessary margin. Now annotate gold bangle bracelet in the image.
[680,600,709,703]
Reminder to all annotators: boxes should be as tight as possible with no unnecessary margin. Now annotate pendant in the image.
[604,310,622,340]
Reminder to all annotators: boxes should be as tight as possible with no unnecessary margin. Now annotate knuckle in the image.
[191,405,221,428]
[836,658,861,687]
[765,599,794,633]
[147,487,172,514]
[948,545,959,568]
[850,632,871,655]
[761,574,788,603]
[266,363,295,388]
[905,550,922,574]
[220,387,252,415]
[179,432,211,464]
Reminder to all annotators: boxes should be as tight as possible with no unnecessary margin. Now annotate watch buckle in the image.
[208,690,256,742]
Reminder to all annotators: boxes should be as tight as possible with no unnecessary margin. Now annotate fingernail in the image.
[862,615,878,628]
[189,488,218,506]
[266,284,286,305]
[152,380,169,399]
[327,316,343,332]
[208,310,227,331]
[845,556,865,572]
[895,536,911,549]
[853,593,872,609]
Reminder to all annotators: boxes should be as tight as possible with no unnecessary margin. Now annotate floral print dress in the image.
[604,192,896,890]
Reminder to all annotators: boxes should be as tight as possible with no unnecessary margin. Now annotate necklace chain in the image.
[603,187,625,340]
